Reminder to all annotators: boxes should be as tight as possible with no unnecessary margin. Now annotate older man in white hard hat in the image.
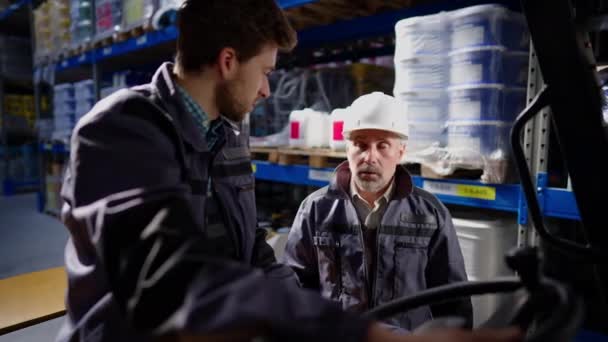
[285,92,473,331]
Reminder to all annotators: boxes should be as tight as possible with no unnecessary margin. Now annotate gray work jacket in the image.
[56,62,369,342]
[284,162,473,330]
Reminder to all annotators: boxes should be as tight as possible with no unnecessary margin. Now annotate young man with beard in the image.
[56,1,517,341]
[285,92,473,331]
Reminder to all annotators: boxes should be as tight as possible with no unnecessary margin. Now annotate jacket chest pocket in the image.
[313,234,342,299]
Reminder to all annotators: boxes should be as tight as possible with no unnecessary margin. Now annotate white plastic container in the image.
[329,108,349,150]
[446,120,511,156]
[289,109,329,148]
[407,120,446,152]
[395,12,447,59]
[74,79,96,100]
[451,211,518,326]
[394,55,448,91]
[289,109,308,148]
[448,84,527,121]
[396,89,446,122]
[449,4,529,51]
[449,46,529,86]
[305,110,330,148]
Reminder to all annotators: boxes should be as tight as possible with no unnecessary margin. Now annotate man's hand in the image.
[367,322,523,342]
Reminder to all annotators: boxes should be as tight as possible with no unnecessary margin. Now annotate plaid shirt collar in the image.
[176,85,210,137]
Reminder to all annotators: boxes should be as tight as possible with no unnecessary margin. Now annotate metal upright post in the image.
[0,76,6,195]
[518,44,552,248]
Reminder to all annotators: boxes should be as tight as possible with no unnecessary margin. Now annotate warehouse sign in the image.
[423,181,496,201]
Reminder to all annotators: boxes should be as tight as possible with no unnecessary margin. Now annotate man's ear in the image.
[398,141,406,159]
[217,47,239,81]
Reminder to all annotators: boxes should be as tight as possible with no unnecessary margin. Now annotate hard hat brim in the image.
[343,125,408,140]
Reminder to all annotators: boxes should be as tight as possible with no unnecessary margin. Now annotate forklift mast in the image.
[519,0,608,334]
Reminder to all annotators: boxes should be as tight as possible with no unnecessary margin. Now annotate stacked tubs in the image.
[394,12,448,154]
[446,4,529,164]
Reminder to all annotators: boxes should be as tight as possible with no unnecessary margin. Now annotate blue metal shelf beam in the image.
[254,161,520,213]
[278,0,318,9]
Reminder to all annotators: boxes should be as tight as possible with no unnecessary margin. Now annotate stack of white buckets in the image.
[394,4,529,163]
[288,107,351,150]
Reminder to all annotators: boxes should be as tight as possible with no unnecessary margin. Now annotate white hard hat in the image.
[342,92,409,140]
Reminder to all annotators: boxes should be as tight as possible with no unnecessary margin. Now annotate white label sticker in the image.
[449,101,481,120]
[308,169,333,182]
[450,63,483,84]
[423,181,458,196]
[453,25,485,49]
[136,35,147,46]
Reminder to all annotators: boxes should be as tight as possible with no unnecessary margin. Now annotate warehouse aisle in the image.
[0,194,68,342]
[0,194,68,279]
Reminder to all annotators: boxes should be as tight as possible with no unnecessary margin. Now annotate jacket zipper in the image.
[371,226,381,308]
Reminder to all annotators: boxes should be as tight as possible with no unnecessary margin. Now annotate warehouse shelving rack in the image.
[0,0,39,196]
[21,0,581,222]
[3,0,608,339]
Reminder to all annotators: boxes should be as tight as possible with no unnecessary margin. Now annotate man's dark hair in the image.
[176,0,297,74]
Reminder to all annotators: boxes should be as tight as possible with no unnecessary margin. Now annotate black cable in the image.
[363,278,522,321]
[510,86,603,259]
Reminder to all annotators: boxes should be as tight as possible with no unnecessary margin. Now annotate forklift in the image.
[364,0,608,340]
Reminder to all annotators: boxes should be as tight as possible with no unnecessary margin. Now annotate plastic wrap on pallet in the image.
[405,121,513,183]
[0,35,32,81]
[394,12,448,59]
[122,0,157,32]
[447,84,527,122]
[449,4,529,51]
[70,0,95,48]
[95,0,122,42]
[250,64,393,148]
[449,46,528,87]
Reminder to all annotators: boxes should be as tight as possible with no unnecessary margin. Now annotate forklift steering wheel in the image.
[363,247,584,342]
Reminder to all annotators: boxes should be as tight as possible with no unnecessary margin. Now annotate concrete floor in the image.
[0,193,68,341]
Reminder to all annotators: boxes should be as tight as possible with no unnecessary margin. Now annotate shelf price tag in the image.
[136,35,148,46]
[252,163,257,173]
[308,169,333,182]
[423,181,496,201]
[103,47,112,56]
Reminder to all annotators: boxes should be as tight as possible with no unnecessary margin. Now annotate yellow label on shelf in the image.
[423,181,496,201]
[455,184,496,200]
[252,163,257,173]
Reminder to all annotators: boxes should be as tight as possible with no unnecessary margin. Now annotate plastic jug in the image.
[288,109,308,147]
[305,110,330,148]
[329,108,349,150]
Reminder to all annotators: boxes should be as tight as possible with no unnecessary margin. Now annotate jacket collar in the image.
[151,62,208,152]
[328,161,414,200]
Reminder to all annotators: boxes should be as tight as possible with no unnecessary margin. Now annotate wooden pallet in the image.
[251,147,347,168]
[115,23,153,43]
[415,159,516,184]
